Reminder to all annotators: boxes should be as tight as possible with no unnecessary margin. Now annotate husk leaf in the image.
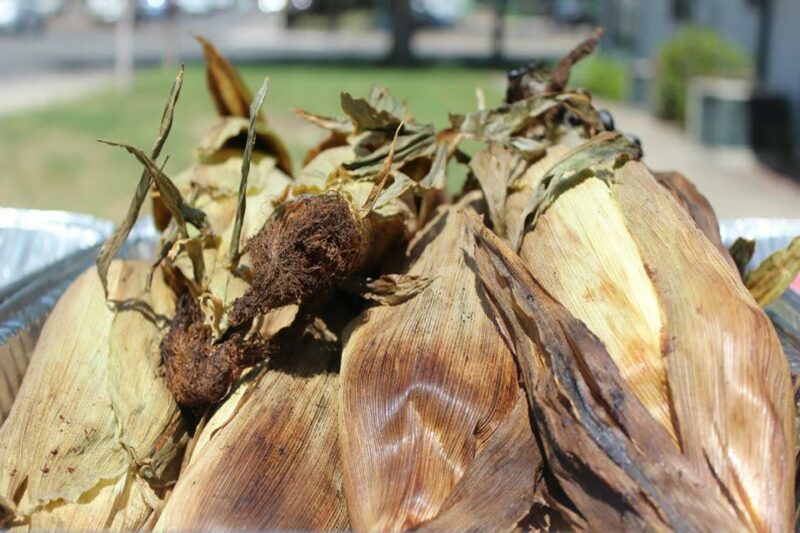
[729,237,756,279]
[511,140,795,531]
[195,34,255,120]
[467,214,750,531]
[154,333,348,532]
[654,169,735,271]
[415,390,543,533]
[96,68,183,296]
[338,193,526,531]
[228,76,269,264]
[0,261,185,531]
[745,235,800,307]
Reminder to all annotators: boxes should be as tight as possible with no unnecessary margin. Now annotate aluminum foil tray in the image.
[0,208,113,303]
[0,210,158,425]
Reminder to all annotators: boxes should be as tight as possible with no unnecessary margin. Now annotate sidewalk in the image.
[603,100,800,218]
[0,70,112,115]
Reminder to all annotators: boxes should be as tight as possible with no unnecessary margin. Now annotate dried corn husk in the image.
[154,332,348,531]
[469,216,753,531]
[415,390,543,533]
[102,59,300,407]
[194,34,292,176]
[338,192,537,532]
[472,133,794,531]
[0,261,185,531]
[745,235,800,307]
[167,88,452,407]
[729,237,756,278]
[654,169,736,270]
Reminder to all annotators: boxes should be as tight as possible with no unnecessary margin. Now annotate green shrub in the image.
[569,54,629,101]
[654,26,751,122]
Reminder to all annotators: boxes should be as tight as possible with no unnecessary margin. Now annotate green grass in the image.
[0,64,505,219]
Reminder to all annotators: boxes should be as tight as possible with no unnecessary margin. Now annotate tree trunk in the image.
[388,0,414,65]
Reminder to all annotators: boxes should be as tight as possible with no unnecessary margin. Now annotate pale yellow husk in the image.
[0,261,185,531]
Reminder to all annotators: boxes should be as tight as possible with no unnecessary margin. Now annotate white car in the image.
[33,0,66,17]
[85,0,125,22]
[85,0,171,23]
[173,0,214,14]
[212,0,235,10]
[257,0,286,13]
[0,0,43,33]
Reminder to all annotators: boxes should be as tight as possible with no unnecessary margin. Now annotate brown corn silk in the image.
[154,332,348,532]
[485,133,794,531]
[143,41,303,406]
[338,192,534,531]
[0,262,185,531]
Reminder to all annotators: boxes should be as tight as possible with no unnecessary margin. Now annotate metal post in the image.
[162,3,179,68]
[755,0,773,82]
[115,0,135,93]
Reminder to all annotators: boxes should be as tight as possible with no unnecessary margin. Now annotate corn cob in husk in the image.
[466,132,795,531]
[154,330,348,531]
[159,77,449,408]
[153,57,461,527]
[338,192,542,531]
[0,261,186,531]
[96,43,296,408]
[451,30,797,529]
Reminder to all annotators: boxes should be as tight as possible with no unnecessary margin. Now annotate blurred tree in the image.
[388,0,414,65]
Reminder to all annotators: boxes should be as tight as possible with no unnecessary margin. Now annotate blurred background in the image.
[1,0,798,219]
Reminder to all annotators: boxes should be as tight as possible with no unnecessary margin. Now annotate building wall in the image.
[691,0,759,57]
[766,0,800,162]
[597,0,799,167]
[598,0,759,59]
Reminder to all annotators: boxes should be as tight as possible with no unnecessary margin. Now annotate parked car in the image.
[257,0,286,13]
[0,0,44,33]
[85,0,172,23]
[411,0,468,27]
[138,0,172,18]
[212,0,236,10]
[173,0,215,14]
[33,0,66,17]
